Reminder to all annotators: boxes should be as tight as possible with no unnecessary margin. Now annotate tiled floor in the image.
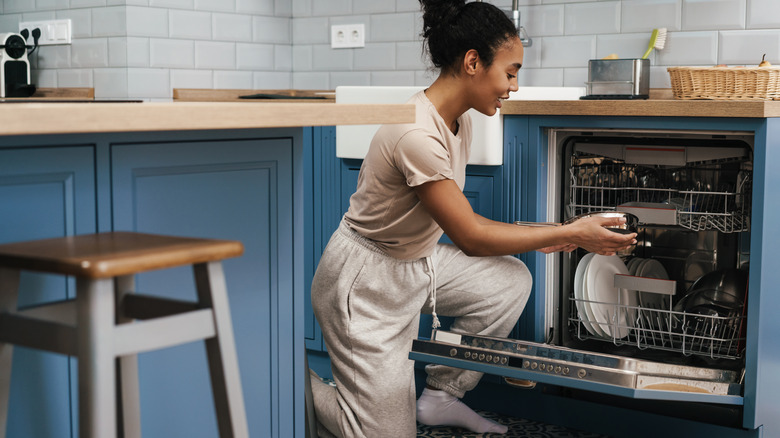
[416,411,609,438]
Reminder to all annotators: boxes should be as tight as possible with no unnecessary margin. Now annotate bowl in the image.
[563,211,639,235]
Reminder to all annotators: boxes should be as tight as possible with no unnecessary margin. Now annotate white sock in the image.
[416,388,508,434]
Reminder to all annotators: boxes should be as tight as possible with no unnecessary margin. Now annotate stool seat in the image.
[0,232,249,438]
[0,231,244,278]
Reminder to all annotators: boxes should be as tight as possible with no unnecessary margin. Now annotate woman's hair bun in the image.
[419,0,466,40]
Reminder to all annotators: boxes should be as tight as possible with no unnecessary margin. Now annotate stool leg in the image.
[193,262,248,438]
[77,278,117,438]
[114,275,141,438]
[0,268,20,438]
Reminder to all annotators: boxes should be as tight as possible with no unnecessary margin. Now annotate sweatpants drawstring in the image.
[425,256,440,333]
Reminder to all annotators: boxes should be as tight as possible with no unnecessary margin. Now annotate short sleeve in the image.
[393,129,454,188]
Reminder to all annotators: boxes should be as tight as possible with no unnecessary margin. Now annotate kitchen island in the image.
[0,99,413,438]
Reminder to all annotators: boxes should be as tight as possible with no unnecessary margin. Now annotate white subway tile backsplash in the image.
[127,37,151,67]
[370,13,416,43]
[397,0,420,13]
[236,42,275,70]
[719,30,780,65]
[312,0,350,17]
[354,0,395,15]
[213,13,252,42]
[127,7,168,37]
[70,0,108,7]
[150,0,194,9]
[414,70,435,86]
[169,9,212,40]
[275,0,292,18]
[253,71,292,89]
[94,68,128,98]
[195,41,236,69]
[108,37,127,67]
[195,0,235,13]
[657,31,718,66]
[171,69,213,89]
[292,0,312,18]
[541,35,596,68]
[92,6,126,37]
[0,14,20,33]
[683,0,744,31]
[151,38,194,68]
[596,33,652,60]
[313,44,352,71]
[128,68,170,97]
[56,9,91,38]
[564,1,620,35]
[293,45,313,71]
[71,38,109,67]
[747,0,780,29]
[354,42,395,70]
[396,41,426,71]
[37,45,71,69]
[562,67,587,88]
[236,0,273,15]
[3,0,35,14]
[274,45,291,71]
[518,67,564,86]
[35,0,70,11]
[213,70,252,88]
[58,68,93,87]
[523,5,564,37]
[330,71,370,87]
[32,69,58,87]
[649,65,672,88]
[520,42,542,69]
[22,11,57,21]
[253,16,291,44]
[622,0,681,33]
[371,71,416,86]
[292,16,329,44]
[292,71,329,89]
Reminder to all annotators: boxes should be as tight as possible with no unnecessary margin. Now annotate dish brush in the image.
[641,28,667,59]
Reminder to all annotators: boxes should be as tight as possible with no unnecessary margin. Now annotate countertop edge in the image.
[0,102,415,136]
[501,99,780,118]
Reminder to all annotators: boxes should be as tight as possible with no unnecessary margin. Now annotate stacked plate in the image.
[574,254,638,339]
[628,257,671,309]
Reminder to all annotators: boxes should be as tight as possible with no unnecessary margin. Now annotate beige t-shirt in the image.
[343,90,472,260]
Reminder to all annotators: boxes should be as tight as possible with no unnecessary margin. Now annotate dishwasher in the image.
[410,127,753,409]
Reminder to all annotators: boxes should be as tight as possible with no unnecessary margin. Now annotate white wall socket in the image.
[19,19,72,46]
[331,24,365,49]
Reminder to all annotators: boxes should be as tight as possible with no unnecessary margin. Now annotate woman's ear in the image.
[463,49,480,76]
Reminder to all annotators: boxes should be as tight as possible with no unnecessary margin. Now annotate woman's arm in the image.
[415,179,635,257]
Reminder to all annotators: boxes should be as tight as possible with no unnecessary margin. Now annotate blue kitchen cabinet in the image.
[110,130,301,438]
[0,145,97,438]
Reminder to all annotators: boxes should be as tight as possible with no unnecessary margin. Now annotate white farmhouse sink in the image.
[335,86,585,166]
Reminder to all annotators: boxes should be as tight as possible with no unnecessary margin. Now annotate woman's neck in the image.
[424,76,469,134]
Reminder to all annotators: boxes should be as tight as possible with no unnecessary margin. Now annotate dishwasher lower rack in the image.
[568,295,746,360]
[410,330,742,398]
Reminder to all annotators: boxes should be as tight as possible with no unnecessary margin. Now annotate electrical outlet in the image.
[331,24,365,49]
[19,19,72,46]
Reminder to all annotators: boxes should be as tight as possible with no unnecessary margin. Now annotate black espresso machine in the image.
[0,30,38,98]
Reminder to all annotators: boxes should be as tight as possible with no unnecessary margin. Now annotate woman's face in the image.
[470,37,524,116]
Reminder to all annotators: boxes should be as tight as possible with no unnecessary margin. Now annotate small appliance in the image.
[0,31,37,98]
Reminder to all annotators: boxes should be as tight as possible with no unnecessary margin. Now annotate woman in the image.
[310,1,637,436]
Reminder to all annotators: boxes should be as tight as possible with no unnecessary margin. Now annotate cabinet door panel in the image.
[0,146,96,438]
[111,138,294,438]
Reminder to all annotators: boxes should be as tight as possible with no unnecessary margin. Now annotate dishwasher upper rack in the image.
[568,163,752,233]
[567,294,746,360]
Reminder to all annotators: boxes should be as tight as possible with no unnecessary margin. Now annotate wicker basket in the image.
[668,66,780,100]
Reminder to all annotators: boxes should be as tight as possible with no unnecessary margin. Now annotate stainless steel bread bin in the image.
[581,58,650,100]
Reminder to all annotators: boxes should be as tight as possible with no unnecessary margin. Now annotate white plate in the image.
[585,255,635,339]
[637,259,670,309]
[574,253,605,337]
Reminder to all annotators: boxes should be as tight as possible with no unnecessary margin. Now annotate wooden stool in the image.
[0,232,249,438]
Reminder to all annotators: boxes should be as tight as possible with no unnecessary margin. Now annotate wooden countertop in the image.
[0,101,414,136]
[501,98,780,118]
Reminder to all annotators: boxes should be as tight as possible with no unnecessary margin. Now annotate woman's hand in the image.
[563,216,636,255]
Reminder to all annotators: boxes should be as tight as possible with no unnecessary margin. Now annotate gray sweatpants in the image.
[311,221,532,438]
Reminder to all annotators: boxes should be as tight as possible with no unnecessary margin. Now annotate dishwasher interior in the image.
[552,128,752,374]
